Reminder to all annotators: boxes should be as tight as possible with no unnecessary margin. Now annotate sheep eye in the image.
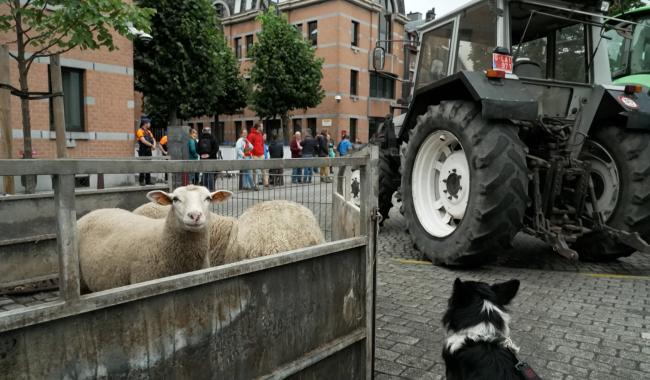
[172,197,180,203]
[205,196,212,202]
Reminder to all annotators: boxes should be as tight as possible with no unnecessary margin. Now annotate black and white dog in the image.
[442,278,540,380]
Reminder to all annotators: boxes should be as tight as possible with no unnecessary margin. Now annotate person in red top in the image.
[290,131,303,183]
[247,122,267,187]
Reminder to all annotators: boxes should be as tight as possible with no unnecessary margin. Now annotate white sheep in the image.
[133,199,325,266]
[77,185,232,292]
[220,200,325,265]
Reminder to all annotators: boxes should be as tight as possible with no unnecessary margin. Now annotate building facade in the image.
[0,11,138,191]
[189,0,409,145]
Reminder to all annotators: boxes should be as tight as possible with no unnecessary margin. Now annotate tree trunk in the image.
[168,109,179,127]
[50,55,67,158]
[15,1,36,193]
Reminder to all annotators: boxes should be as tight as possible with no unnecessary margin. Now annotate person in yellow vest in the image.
[159,135,168,156]
[136,118,155,185]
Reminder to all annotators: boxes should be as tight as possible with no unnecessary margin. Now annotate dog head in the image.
[442,278,520,354]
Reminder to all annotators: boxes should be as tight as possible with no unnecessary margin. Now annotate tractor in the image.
[374,0,650,266]
[605,5,650,87]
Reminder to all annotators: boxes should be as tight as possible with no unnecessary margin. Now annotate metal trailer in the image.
[0,150,378,379]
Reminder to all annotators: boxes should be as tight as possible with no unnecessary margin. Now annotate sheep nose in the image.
[188,211,203,222]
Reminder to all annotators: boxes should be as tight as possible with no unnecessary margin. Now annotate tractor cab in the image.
[605,6,650,87]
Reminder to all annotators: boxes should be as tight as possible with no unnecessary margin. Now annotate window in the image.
[234,37,242,59]
[369,117,383,140]
[307,118,317,137]
[308,21,318,46]
[246,120,254,131]
[197,122,204,131]
[555,24,587,83]
[235,121,242,139]
[455,2,497,72]
[49,67,85,132]
[416,22,453,88]
[379,0,393,53]
[350,70,359,96]
[293,119,302,133]
[349,118,357,141]
[246,34,254,58]
[513,37,548,78]
[295,23,303,35]
[369,72,395,99]
[351,21,359,47]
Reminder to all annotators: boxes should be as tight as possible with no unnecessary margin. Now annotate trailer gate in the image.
[0,149,378,379]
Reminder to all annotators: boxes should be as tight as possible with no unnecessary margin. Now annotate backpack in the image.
[198,136,213,158]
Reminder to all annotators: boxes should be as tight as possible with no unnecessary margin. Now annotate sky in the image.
[403,0,650,19]
[403,0,472,19]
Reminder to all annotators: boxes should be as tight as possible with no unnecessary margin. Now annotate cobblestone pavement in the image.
[375,206,650,379]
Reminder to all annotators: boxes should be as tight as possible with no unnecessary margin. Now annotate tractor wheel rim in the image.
[582,140,619,220]
[412,130,470,238]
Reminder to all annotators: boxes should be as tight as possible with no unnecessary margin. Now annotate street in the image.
[375,205,650,379]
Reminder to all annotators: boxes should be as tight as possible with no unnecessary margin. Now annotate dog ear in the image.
[491,279,520,306]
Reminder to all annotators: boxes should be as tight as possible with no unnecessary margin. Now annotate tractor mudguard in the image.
[398,71,538,141]
[569,85,650,158]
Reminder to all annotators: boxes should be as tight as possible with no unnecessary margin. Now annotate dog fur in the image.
[442,278,522,380]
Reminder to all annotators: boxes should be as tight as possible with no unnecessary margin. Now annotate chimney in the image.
[425,8,436,21]
[407,12,422,21]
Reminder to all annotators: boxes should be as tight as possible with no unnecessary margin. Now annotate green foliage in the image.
[135,0,246,125]
[249,7,324,121]
[0,0,153,57]
[609,0,645,15]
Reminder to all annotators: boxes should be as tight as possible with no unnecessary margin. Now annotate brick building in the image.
[0,16,138,191]
[189,0,409,145]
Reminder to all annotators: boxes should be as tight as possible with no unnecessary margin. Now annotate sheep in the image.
[77,185,232,292]
[133,202,237,264]
[220,200,325,265]
[132,199,325,266]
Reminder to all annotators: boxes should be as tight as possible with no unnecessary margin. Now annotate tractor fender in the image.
[398,71,538,141]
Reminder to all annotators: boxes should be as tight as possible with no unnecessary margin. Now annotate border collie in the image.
[442,278,540,380]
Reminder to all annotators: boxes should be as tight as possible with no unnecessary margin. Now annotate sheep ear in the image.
[210,190,233,203]
[147,190,173,205]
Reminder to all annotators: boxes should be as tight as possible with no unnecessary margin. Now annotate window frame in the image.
[49,66,85,133]
[308,21,318,46]
[351,20,360,47]
[245,34,254,58]
[234,37,242,59]
[350,69,359,96]
[369,72,395,99]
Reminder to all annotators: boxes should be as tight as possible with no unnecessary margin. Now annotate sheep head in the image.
[147,186,232,231]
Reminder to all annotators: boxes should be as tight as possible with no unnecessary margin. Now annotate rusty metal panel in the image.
[0,245,367,379]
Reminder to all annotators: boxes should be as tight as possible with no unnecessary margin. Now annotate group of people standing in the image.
[289,129,353,184]
[137,116,356,189]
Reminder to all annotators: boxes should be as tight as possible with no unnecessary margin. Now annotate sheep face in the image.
[147,186,232,231]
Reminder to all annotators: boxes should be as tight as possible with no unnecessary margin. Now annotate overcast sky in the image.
[403,0,650,18]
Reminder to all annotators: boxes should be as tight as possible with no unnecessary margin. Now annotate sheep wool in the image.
[78,186,231,292]
[221,200,325,264]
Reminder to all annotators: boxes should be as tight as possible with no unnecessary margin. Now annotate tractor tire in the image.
[401,101,529,266]
[378,149,400,225]
[573,126,650,262]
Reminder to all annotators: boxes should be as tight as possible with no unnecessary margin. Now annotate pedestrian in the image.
[328,133,335,180]
[300,130,319,184]
[262,132,270,188]
[290,131,303,183]
[248,122,265,189]
[136,117,155,186]
[317,129,331,183]
[197,126,218,191]
[159,135,168,156]
[337,134,353,157]
[268,133,284,186]
[188,129,200,185]
[236,128,254,190]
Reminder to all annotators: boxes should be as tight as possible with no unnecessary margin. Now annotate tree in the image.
[0,0,152,192]
[135,0,244,129]
[609,0,645,15]
[249,7,324,139]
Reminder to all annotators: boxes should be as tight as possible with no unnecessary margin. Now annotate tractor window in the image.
[416,22,453,89]
[605,26,629,77]
[455,2,497,72]
[555,24,587,83]
[514,37,548,78]
[630,17,650,75]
